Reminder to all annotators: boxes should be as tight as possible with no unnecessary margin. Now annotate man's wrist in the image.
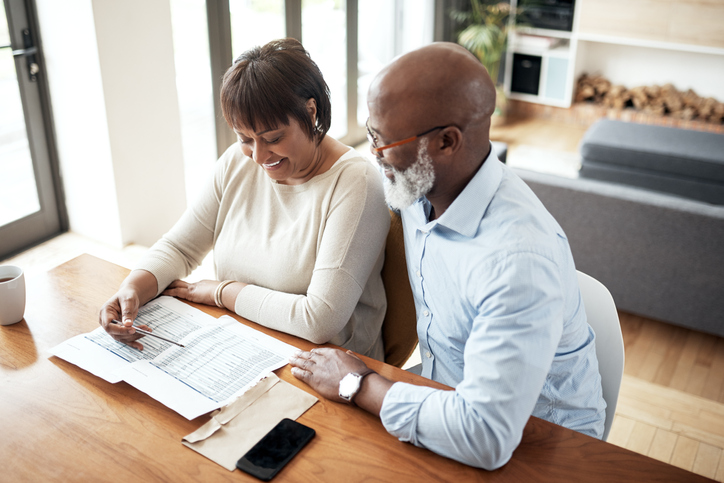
[352,373,396,417]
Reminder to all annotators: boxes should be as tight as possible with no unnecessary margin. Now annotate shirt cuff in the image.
[380,381,438,446]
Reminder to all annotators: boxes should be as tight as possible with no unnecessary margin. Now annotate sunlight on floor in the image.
[507,144,581,178]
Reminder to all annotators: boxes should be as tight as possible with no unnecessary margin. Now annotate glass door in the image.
[0,0,64,259]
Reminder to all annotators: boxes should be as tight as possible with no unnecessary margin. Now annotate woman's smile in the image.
[263,158,285,170]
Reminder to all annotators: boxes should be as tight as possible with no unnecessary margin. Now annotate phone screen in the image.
[236,418,315,481]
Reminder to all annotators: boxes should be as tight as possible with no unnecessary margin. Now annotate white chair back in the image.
[577,271,625,441]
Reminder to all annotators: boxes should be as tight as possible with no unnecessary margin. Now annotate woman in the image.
[99,39,390,360]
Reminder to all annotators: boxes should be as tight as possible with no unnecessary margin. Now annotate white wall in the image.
[576,41,724,101]
[36,0,122,246]
[36,0,186,248]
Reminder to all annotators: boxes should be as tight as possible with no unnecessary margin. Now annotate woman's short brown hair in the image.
[220,38,331,145]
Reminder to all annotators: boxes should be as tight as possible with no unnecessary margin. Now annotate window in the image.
[170,0,435,190]
[170,0,217,202]
[302,0,347,140]
[230,0,285,58]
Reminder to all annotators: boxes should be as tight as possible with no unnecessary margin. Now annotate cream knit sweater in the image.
[136,144,390,360]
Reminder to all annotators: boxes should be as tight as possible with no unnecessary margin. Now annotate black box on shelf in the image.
[511,53,542,95]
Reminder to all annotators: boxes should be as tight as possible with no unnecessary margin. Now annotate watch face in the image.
[339,373,361,400]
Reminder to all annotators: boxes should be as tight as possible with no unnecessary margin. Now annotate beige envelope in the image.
[182,373,318,471]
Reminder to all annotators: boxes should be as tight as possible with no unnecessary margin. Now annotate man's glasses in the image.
[366,119,449,158]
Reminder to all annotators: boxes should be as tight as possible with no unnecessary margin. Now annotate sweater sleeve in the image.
[134,152,227,294]
[234,161,389,346]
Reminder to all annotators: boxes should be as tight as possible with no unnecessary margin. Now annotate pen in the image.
[111,319,185,348]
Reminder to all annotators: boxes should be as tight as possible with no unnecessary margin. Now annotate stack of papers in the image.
[50,297,298,419]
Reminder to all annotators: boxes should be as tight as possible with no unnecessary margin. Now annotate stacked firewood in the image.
[575,74,724,123]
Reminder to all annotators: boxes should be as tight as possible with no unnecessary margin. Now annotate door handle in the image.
[12,46,37,56]
[11,29,39,82]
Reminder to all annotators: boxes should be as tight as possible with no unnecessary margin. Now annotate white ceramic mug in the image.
[0,265,26,326]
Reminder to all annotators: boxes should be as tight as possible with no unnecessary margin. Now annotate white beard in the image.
[384,139,436,211]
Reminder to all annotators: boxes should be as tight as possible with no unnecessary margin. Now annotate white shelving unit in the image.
[574,32,724,57]
[504,35,577,107]
[503,0,581,108]
[503,0,724,108]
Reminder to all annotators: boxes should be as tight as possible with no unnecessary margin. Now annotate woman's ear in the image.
[306,98,318,124]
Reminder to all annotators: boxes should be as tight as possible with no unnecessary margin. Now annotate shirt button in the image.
[423,310,430,317]
[416,270,421,278]
[426,351,432,358]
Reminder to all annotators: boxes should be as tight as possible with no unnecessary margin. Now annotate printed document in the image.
[50,296,298,420]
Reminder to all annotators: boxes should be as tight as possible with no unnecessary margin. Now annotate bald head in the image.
[368,42,496,146]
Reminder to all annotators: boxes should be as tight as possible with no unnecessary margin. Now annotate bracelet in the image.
[214,280,235,308]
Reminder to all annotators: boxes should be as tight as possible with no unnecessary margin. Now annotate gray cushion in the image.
[581,120,724,183]
[582,159,724,205]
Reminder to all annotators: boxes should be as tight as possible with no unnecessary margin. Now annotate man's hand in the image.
[289,348,369,403]
[289,348,394,415]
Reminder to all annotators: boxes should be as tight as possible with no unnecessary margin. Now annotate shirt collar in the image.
[424,144,503,238]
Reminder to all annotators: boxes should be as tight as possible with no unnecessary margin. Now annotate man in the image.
[289,42,605,470]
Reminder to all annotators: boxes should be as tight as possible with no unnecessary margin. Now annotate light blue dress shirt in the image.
[379,148,606,470]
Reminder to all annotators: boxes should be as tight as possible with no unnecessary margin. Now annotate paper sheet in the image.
[183,373,318,471]
[49,297,216,382]
[50,297,299,419]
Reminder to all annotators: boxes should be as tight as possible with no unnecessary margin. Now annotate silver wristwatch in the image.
[338,369,375,405]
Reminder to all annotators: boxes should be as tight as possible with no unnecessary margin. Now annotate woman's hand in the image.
[98,286,152,351]
[162,279,218,306]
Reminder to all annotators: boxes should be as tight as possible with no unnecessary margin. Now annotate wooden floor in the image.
[612,313,724,481]
[4,115,723,481]
[621,313,724,403]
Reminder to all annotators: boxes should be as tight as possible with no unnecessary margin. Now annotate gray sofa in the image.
[579,120,724,205]
[515,168,724,338]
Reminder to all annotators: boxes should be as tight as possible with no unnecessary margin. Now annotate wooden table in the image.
[0,254,712,482]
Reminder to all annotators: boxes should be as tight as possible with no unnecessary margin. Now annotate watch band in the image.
[348,368,376,406]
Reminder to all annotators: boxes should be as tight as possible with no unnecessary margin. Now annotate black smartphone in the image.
[236,418,315,481]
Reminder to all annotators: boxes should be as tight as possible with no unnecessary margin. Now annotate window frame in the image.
[205,0,445,157]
